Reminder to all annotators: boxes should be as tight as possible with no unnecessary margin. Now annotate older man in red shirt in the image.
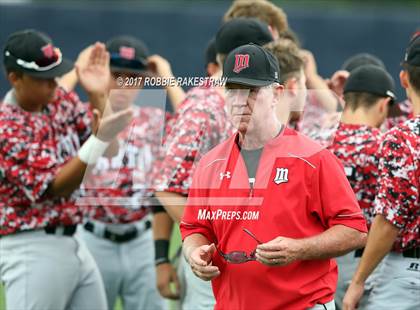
[180,43,367,310]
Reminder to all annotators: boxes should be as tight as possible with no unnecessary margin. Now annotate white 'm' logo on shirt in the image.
[273,168,289,184]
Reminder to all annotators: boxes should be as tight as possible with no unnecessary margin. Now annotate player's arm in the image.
[154,191,187,223]
[342,215,398,310]
[298,224,367,259]
[58,44,92,92]
[59,42,109,114]
[256,224,366,266]
[343,131,415,310]
[148,54,185,110]
[152,208,181,300]
[47,108,133,198]
[300,49,343,112]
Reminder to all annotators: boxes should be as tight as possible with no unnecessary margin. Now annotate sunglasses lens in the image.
[226,251,248,264]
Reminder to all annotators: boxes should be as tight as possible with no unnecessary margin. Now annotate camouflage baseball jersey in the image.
[382,99,413,132]
[0,88,92,235]
[298,92,340,148]
[328,122,382,227]
[374,115,420,251]
[81,106,165,224]
[153,85,234,195]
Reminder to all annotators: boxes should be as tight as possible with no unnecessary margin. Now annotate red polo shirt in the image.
[180,128,367,310]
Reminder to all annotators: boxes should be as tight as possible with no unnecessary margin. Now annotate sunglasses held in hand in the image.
[216,228,262,264]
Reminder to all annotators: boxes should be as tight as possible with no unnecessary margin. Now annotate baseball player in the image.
[181,43,368,310]
[343,33,420,310]
[152,18,274,309]
[0,29,132,310]
[205,38,218,77]
[328,65,396,309]
[76,35,166,310]
[223,0,288,39]
[263,38,306,127]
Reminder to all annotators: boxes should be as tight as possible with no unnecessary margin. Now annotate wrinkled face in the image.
[109,71,144,111]
[225,83,279,134]
[12,73,57,109]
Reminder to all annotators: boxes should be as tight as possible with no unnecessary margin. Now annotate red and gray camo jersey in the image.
[374,116,420,252]
[382,99,414,132]
[153,85,234,196]
[328,123,382,228]
[81,106,165,224]
[0,88,92,235]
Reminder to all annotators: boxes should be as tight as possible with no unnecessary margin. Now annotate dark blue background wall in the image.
[0,1,419,99]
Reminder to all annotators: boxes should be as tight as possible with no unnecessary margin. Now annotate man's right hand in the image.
[156,263,181,300]
[188,244,220,281]
[95,107,133,142]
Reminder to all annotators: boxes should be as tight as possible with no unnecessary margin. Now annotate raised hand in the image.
[77,42,111,96]
[95,107,133,142]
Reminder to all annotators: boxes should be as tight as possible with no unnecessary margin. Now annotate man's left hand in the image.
[343,281,365,310]
[255,236,303,266]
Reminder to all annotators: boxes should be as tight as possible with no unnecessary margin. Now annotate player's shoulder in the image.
[196,133,237,172]
[180,85,224,112]
[287,129,343,169]
[0,101,27,131]
[382,116,420,145]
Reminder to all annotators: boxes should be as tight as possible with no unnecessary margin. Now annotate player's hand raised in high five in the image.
[76,42,110,96]
[95,107,133,142]
[188,244,220,281]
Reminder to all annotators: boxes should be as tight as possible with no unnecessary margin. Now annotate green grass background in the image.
[0,227,181,310]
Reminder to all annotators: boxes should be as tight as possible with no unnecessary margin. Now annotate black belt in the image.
[84,220,151,243]
[44,225,77,236]
[355,247,420,258]
[355,248,364,257]
[402,247,420,259]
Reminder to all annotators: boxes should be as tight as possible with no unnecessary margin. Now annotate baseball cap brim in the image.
[110,64,152,76]
[226,77,275,88]
[23,57,74,79]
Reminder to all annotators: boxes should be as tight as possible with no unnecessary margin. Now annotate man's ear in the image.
[7,71,22,87]
[207,63,219,77]
[400,70,409,89]
[378,97,391,114]
[284,78,297,97]
[267,25,279,40]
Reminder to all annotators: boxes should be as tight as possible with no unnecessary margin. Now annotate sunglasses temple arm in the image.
[243,228,263,244]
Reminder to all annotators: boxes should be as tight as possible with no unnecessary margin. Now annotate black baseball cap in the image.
[403,31,420,67]
[106,35,149,74]
[344,64,396,102]
[223,43,280,87]
[341,53,385,72]
[3,29,73,79]
[216,18,273,55]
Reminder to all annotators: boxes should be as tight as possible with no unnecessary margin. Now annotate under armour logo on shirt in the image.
[220,171,231,180]
[273,168,288,184]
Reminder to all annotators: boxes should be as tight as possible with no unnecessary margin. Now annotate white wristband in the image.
[78,135,110,165]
